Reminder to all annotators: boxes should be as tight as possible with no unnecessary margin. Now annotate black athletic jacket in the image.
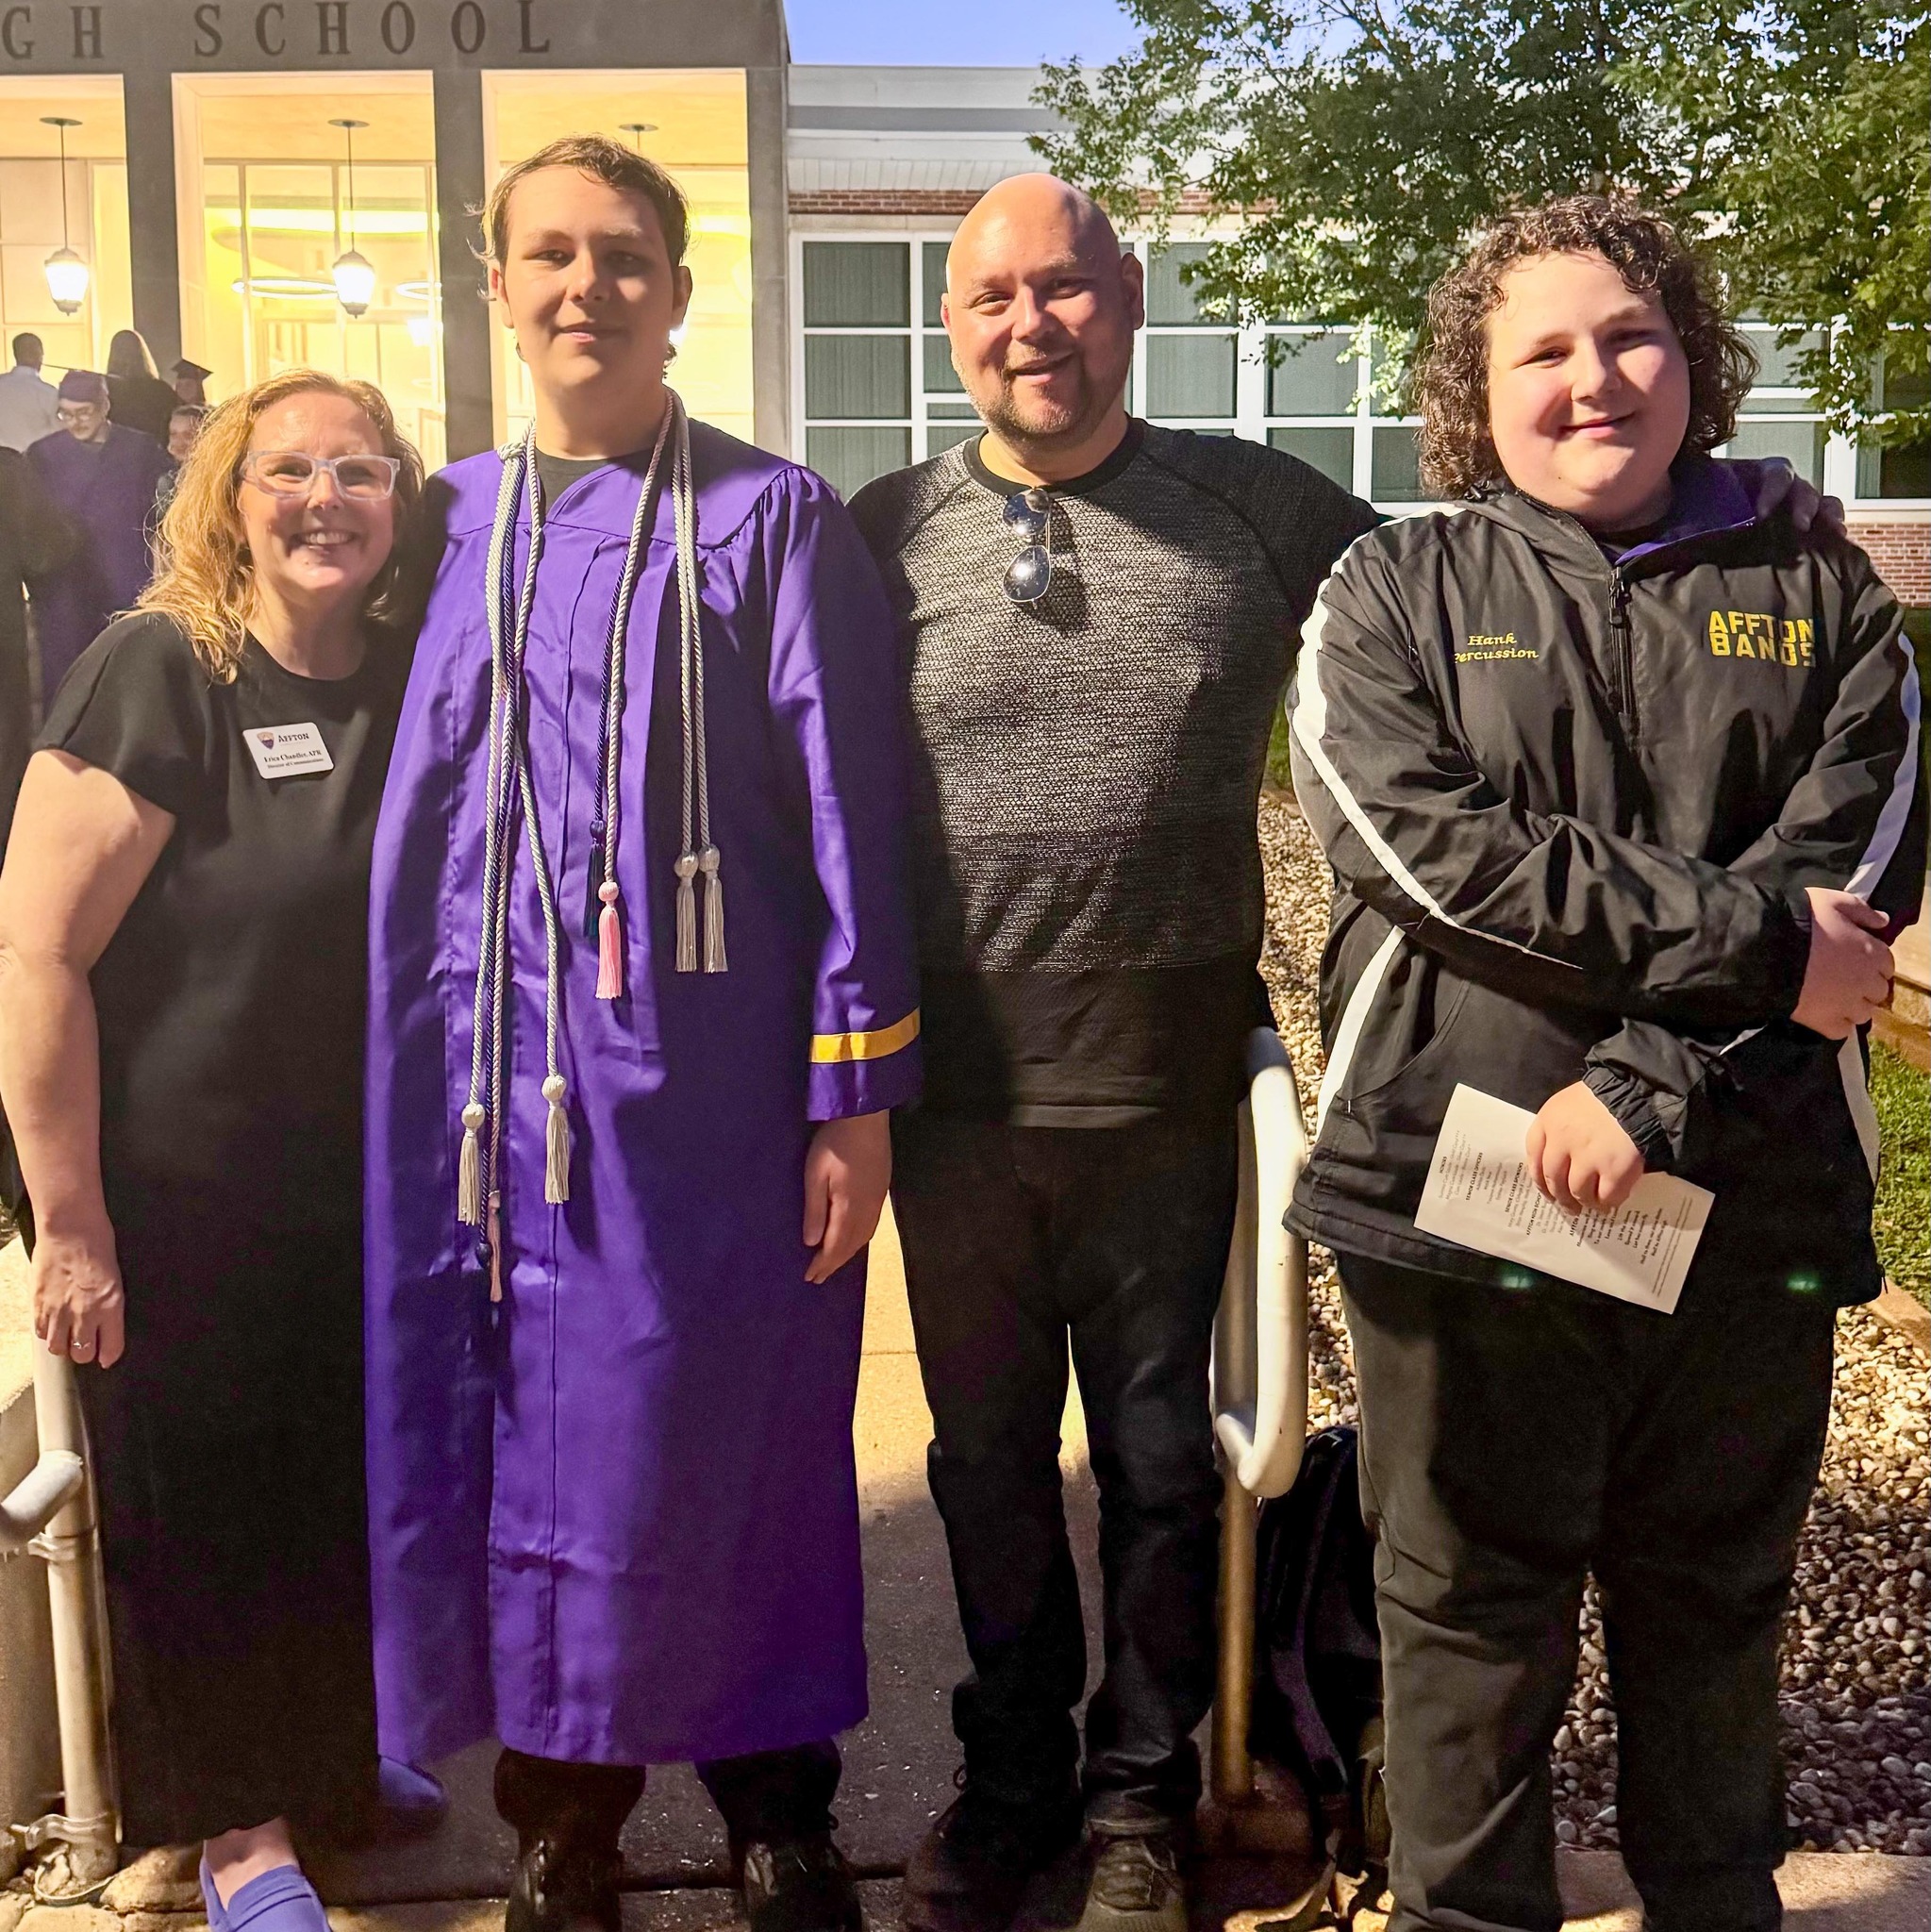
[1287,458,1924,1304]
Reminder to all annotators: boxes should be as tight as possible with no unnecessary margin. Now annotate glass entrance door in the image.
[176,74,444,469]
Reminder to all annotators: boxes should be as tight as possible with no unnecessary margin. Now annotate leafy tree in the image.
[1644,0,1928,447]
[1034,1,1929,444]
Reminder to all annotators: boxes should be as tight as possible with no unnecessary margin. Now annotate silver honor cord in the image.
[456,393,720,1252]
[668,393,724,973]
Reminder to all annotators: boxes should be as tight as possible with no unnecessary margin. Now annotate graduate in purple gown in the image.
[27,370,173,698]
[364,138,921,1932]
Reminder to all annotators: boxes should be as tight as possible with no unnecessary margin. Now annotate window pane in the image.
[926,422,980,457]
[1268,334,1357,416]
[1371,426,1427,501]
[803,242,908,327]
[1879,358,1931,412]
[1147,243,1217,325]
[1743,328,1823,391]
[1856,440,1931,499]
[1269,425,1356,491]
[1147,334,1237,417]
[923,241,950,328]
[807,425,912,498]
[1723,420,1826,487]
[924,334,965,396]
[805,335,909,420]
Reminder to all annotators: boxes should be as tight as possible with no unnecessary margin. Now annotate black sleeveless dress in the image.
[38,611,408,1844]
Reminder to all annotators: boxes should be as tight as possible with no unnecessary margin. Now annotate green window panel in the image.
[1740,326,1823,393]
[806,425,912,499]
[923,242,951,328]
[1371,425,1427,502]
[1856,441,1931,499]
[1268,425,1356,492]
[802,242,909,328]
[1267,334,1358,417]
[1147,333,1237,418]
[805,335,910,421]
[1723,420,1827,487]
[1147,243,1218,326]
[926,423,980,457]
[924,334,966,396]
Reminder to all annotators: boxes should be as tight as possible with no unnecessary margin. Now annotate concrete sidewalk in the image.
[6,1222,1928,1930]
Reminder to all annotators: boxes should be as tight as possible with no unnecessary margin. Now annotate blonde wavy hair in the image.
[140,369,424,680]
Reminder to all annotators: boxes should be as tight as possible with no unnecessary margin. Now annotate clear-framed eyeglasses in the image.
[241,450,403,501]
[1003,488,1054,606]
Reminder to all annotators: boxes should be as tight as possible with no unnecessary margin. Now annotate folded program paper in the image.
[1415,1085,1712,1314]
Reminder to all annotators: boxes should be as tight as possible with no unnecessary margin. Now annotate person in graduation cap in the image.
[27,370,174,697]
[364,135,923,1932]
[174,358,213,408]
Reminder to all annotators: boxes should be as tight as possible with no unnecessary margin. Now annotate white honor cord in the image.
[457,394,716,1241]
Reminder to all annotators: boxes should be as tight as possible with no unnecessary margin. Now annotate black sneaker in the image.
[903,1780,1084,1932]
[734,1832,865,1932]
[505,1837,623,1932]
[1071,1831,1186,1932]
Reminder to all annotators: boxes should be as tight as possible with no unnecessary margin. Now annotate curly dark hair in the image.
[1414,195,1757,501]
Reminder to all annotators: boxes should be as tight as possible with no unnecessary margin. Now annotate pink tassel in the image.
[595,880,624,1000]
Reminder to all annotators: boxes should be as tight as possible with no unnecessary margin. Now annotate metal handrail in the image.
[1210,1026,1313,1809]
[1,1341,118,1896]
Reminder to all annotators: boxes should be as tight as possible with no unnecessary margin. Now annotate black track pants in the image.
[1339,1257,1836,1932]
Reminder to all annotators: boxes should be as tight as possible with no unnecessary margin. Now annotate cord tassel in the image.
[541,1074,571,1204]
[595,881,624,1000]
[700,845,726,974]
[674,853,699,973]
[458,1103,486,1225]
[487,1190,504,1304]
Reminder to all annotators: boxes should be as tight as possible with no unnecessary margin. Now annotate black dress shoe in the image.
[505,1836,623,1932]
[734,1833,864,1932]
[902,1782,1084,1932]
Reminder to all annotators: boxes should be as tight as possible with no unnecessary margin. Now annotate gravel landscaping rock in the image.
[1257,790,1931,1857]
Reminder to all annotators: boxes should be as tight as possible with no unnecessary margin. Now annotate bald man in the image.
[848,177,1380,1932]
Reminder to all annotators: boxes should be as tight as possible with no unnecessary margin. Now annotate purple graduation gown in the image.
[27,425,172,695]
[364,423,922,1767]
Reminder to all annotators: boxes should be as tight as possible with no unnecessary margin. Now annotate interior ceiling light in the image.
[330,118,375,317]
[230,276,339,300]
[620,121,658,147]
[42,118,90,315]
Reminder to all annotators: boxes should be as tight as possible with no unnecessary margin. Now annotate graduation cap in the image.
[172,358,212,383]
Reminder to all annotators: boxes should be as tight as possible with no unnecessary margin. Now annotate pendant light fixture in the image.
[329,118,376,317]
[42,118,90,316]
[619,121,658,148]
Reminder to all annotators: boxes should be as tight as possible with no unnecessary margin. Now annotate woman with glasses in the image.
[0,370,428,1929]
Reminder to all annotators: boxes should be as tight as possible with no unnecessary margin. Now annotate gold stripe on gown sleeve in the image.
[809,1008,922,1064]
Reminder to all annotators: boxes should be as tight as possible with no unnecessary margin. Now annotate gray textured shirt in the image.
[851,422,1377,1123]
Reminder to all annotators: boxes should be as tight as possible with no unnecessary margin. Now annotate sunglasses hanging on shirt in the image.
[1003,488,1054,606]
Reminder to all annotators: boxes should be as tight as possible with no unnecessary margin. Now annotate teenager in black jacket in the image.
[1287,198,1923,1932]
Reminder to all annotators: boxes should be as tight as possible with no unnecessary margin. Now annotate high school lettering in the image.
[1707,608,1814,667]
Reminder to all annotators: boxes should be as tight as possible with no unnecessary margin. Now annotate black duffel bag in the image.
[1250,1424,1390,1896]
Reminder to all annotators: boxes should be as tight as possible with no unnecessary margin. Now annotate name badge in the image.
[244,723,334,779]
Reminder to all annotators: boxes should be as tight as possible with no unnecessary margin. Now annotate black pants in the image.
[1340,1257,1837,1932]
[890,1110,1235,1828]
[495,1740,842,1855]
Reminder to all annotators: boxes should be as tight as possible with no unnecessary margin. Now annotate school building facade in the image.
[0,0,1923,589]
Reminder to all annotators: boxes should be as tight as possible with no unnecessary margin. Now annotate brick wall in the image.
[790,191,987,216]
[787,186,1224,219]
[1848,521,1930,606]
